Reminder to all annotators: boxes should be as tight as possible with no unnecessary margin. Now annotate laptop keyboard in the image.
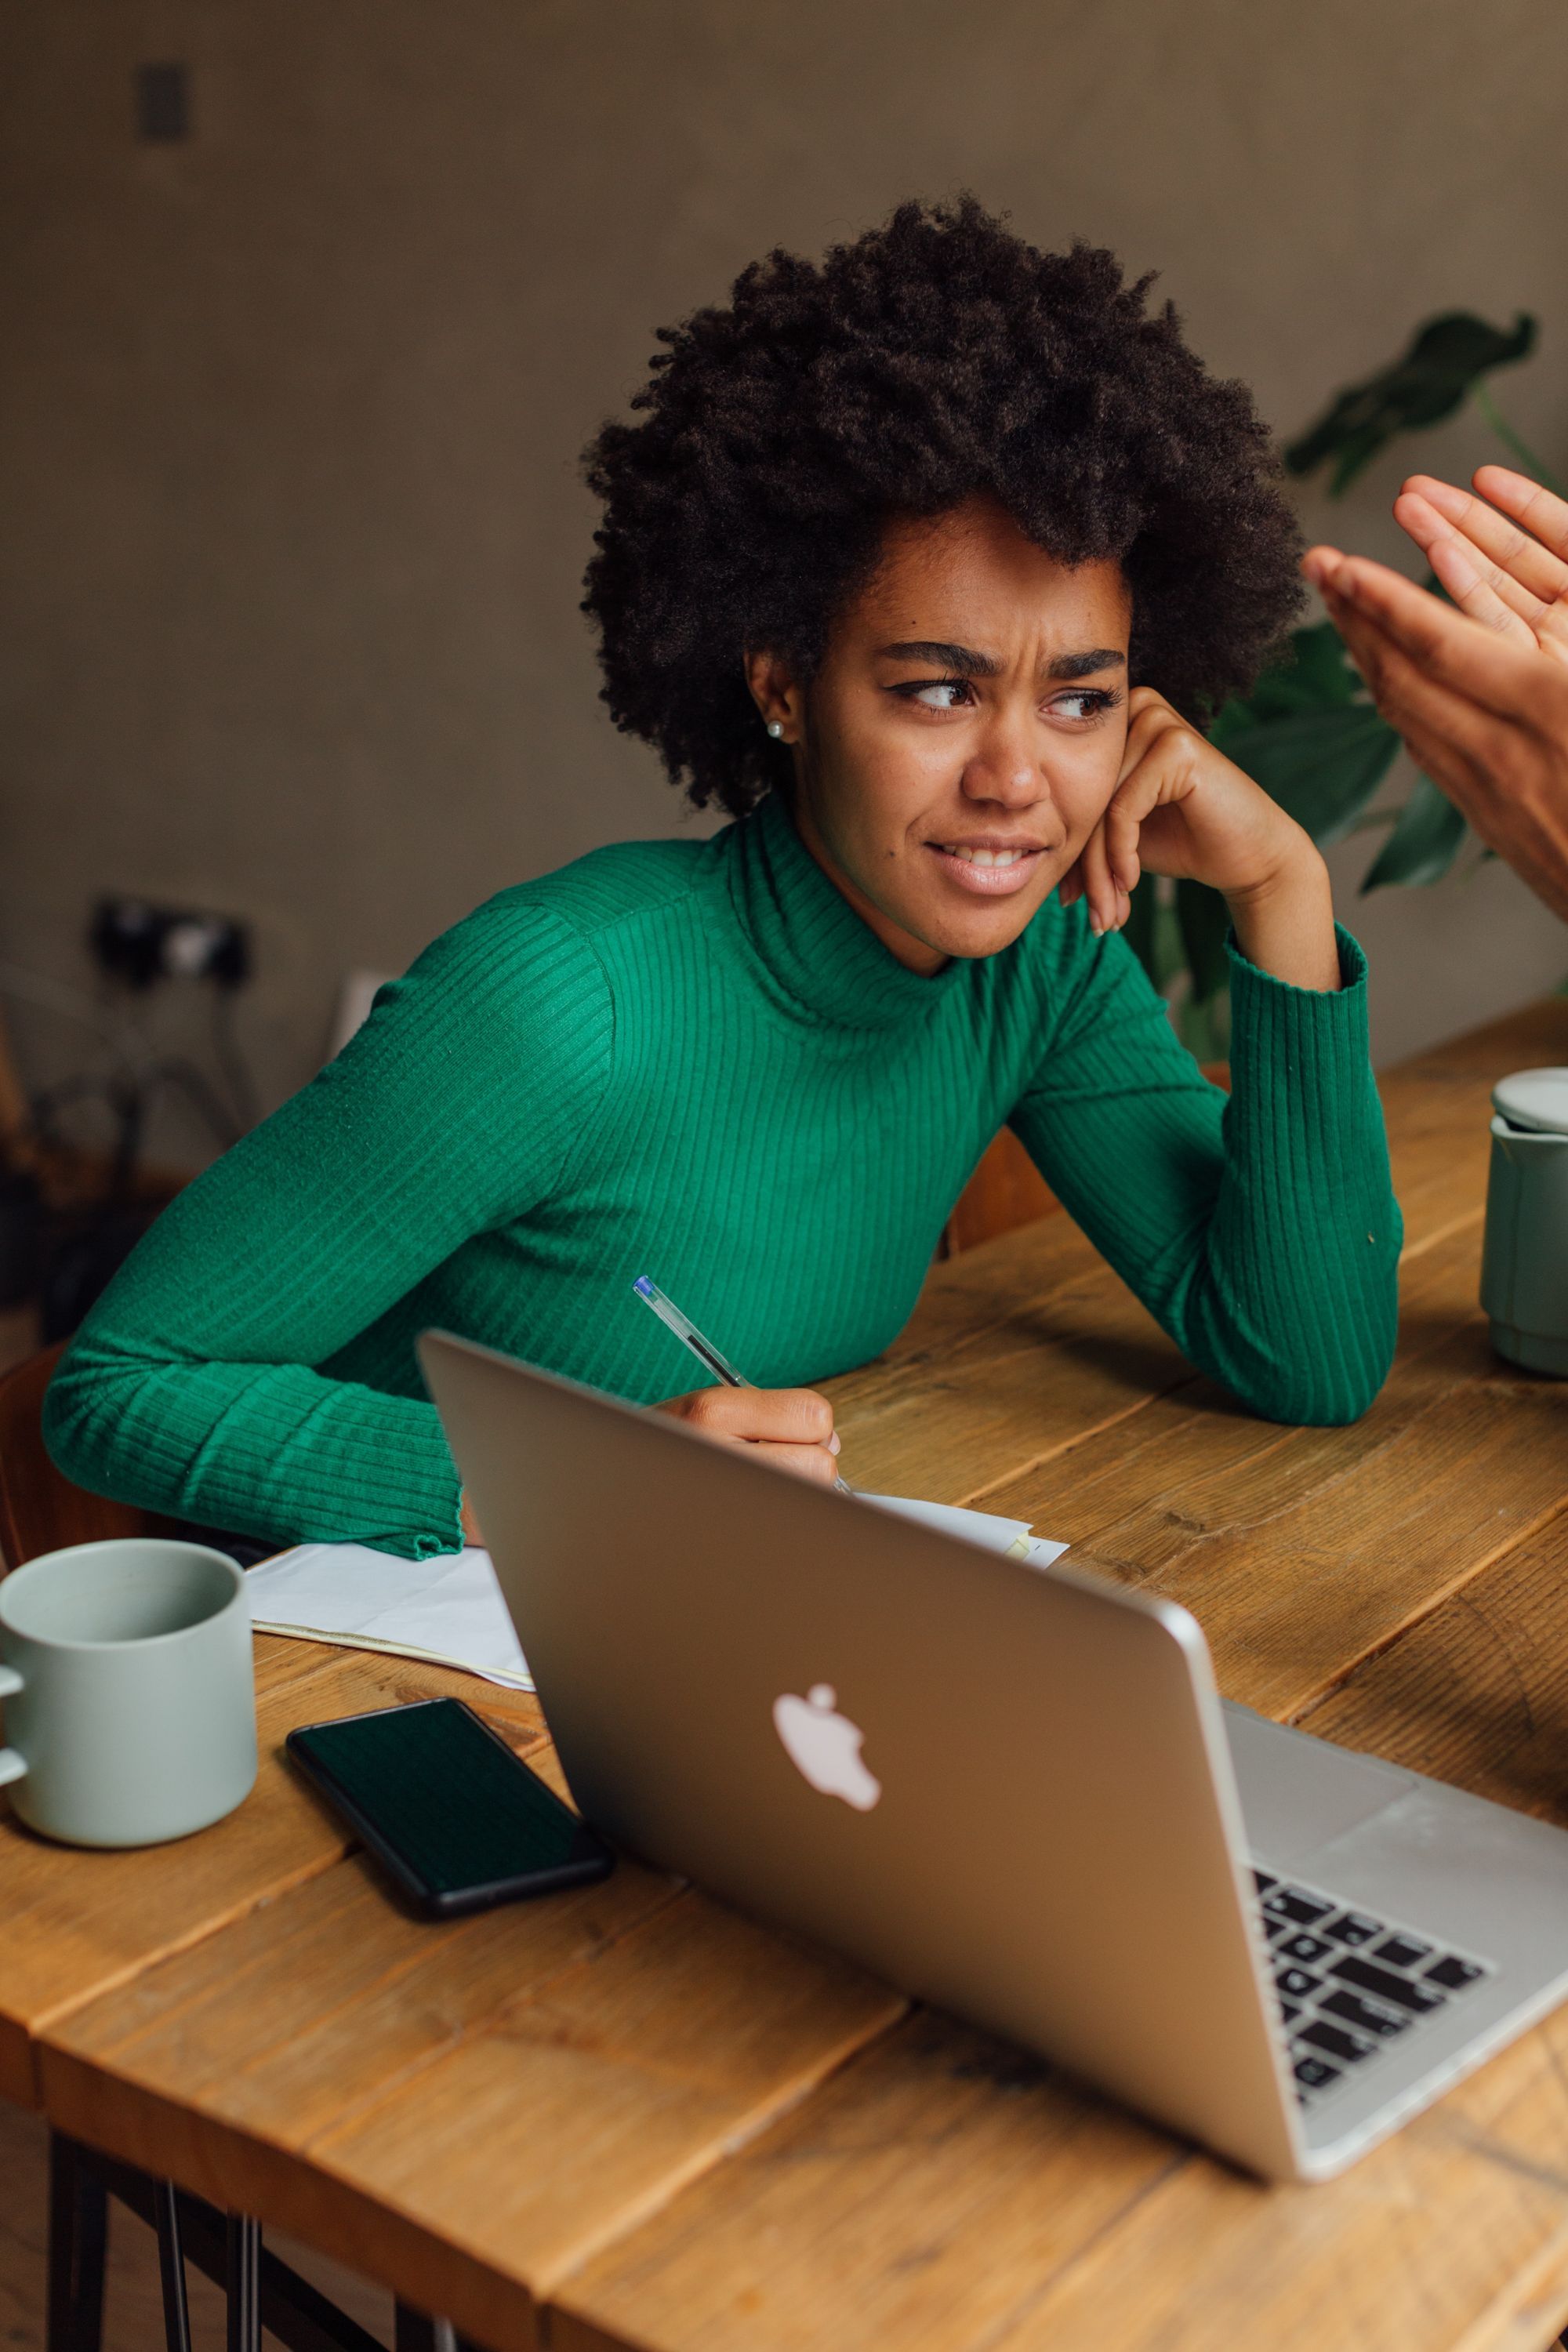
[1251,1869,1494,2106]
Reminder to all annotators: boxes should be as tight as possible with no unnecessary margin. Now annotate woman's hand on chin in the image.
[653,1384,844,1486]
[1058,687,1341,993]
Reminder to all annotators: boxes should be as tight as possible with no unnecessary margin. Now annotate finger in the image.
[1076,821,1120,935]
[1301,544,1347,591]
[1321,557,1546,720]
[1102,758,1174,896]
[731,1384,838,1446]
[1057,860,1083,907]
[1472,465,1568,563]
[1396,481,1563,615]
[1405,474,1568,600]
[659,1384,837,1448]
[1115,691,1181,788]
[1417,518,1543,645]
[746,1441,843,1488]
[1321,589,1516,782]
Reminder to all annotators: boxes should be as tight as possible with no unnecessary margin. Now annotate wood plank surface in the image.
[9,993,1568,2352]
[984,1229,1568,1720]
[0,1636,543,2108]
[554,2011,1568,2352]
[42,1866,902,2349]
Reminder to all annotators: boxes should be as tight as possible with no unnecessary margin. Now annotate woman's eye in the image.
[1050,689,1113,721]
[898,679,974,711]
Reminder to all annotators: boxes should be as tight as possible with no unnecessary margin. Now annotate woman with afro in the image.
[48,200,1400,1555]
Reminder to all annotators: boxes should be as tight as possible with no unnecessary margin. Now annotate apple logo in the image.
[772,1683,882,1811]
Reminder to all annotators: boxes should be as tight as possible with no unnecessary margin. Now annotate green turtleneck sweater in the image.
[45,794,1400,1557]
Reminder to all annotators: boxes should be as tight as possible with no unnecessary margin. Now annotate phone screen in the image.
[287,1697,614,1915]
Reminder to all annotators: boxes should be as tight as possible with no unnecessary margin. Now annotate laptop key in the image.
[1329,1954,1447,2013]
[1321,1987,1412,2039]
[1275,1965,1323,2002]
[1278,1999,1301,2024]
[1425,1953,1486,1992]
[1373,1933,1434,1972]
[1299,2018,1377,2064]
[1265,1918,1291,1944]
[1293,2056,1341,2092]
[1276,1930,1334,1966]
[1252,1870,1277,1893]
[1321,1910,1383,1947]
[1264,1886,1334,1926]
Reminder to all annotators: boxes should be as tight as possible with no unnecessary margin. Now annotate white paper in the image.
[860,1492,1069,1566]
[245,1494,1072,1690]
[246,1543,532,1689]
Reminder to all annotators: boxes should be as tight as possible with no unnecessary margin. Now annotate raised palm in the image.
[1393,465,1568,671]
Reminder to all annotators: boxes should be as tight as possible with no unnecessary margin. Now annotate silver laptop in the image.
[420,1329,1568,2182]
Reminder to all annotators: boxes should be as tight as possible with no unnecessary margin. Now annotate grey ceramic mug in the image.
[0,1537,257,1847]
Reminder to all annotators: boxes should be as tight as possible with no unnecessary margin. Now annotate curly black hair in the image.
[583,197,1303,818]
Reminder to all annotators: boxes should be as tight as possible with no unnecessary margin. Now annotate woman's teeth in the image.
[943,845,1029,866]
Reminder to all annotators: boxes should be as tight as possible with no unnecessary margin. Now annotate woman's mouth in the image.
[926,840,1048,896]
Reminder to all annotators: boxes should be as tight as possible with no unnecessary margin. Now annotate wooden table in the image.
[6,999,1568,2352]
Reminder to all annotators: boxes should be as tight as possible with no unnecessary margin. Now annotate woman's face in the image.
[748,496,1132,973]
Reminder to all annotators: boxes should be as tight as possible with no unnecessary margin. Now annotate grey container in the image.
[0,1538,257,1847]
[1481,1067,1568,1378]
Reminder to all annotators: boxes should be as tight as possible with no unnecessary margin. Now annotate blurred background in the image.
[1,0,1566,1339]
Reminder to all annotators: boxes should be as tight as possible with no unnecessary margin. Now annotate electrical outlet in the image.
[136,62,190,143]
[89,897,251,990]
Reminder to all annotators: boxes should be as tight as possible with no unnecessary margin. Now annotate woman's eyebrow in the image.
[1047,648,1127,679]
[874,640,1126,681]
[876,639,1004,677]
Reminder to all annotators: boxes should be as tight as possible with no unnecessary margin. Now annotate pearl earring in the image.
[766,720,785,740]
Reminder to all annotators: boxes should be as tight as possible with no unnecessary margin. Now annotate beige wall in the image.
[2,0,1566,1163]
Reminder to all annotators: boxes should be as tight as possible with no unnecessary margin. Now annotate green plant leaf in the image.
[1215,704,1403,844]
[1359,775,1469,891]
[1175,880,1232,1007]
[1210,620,1362,746]
[1285,310,1537,495]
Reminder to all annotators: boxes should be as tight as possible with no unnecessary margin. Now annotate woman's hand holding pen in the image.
[654,1384,844,1486]
[1058,686,1341,993]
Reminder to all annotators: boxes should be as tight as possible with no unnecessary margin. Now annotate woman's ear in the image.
[744,649,804,746]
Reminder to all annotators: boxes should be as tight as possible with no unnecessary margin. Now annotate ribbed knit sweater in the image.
[45,793,1401,1558]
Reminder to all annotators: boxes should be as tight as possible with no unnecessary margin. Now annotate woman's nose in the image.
[960,713,1042,806]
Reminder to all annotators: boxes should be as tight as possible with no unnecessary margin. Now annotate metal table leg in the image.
[225,2212,261,2352]
[394,2305,462,2352]
[46,2135,107,2352]
[153,2178,193,2352]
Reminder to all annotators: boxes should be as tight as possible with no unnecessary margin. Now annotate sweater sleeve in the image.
[44,898,615,1556]
[1009,917,1400,1425]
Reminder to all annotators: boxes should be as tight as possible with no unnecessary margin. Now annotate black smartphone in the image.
[286,1697,614,1918]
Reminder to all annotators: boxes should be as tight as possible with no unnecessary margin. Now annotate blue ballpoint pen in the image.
[633,1274,854,1494]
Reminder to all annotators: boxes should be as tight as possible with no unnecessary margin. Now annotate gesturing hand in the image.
[1058,687,1341,992]
[1389,467,1568,665]
[1303,469,1568,927]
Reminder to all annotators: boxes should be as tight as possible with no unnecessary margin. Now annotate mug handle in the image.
[0,1664,26,1787]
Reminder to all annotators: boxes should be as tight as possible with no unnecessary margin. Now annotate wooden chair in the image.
[942,1068,1233,1258]
[941,1130,1060,1258]
[0,1341,176,1571]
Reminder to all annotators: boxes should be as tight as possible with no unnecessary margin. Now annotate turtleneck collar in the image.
[720,791,966,1033]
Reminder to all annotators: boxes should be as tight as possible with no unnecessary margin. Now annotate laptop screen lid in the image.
[419,1329,1301,2178]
